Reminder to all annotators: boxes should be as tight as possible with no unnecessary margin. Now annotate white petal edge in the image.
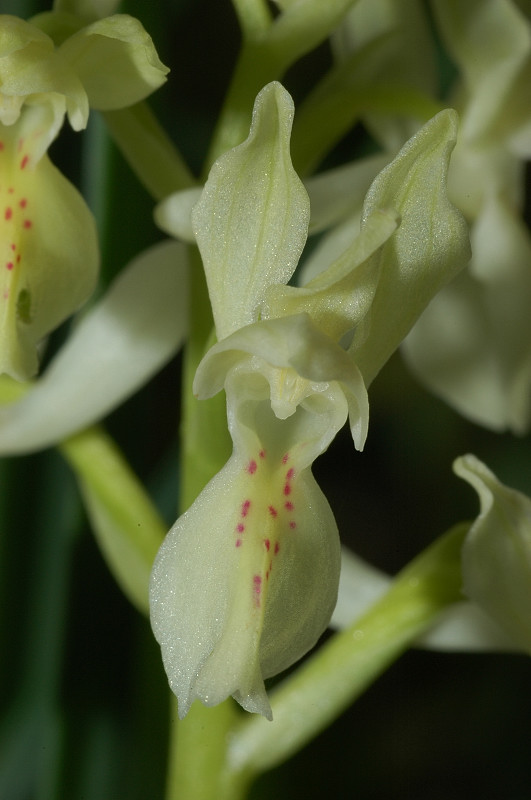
[0,240,189,454]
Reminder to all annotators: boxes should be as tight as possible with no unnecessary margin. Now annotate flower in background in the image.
[454,454,531,654]
[0,12,168,380]
[402,0,531,433]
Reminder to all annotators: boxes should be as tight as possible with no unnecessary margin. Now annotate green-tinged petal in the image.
[0,110,98,381]
[154,187,201,243]
[454,454,531,653]
[150,366,341,719]
[58,14,169,110]
[0,241,188,454]
[192,82,310,340]
[433,0,531,143]
[0,14,88,132]
[194,313,368,449]
[404,195,531,434]
[263,208,399,342]
[350,109,470,386]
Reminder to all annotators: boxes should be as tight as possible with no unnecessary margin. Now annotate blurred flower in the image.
[403,0,531,432]
[0,12,168,380]
[454,454,531,653]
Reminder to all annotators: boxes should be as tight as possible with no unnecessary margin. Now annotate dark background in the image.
[1,1,530,798]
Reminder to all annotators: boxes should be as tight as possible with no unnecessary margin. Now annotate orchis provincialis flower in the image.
[0,12,168,380]
[150,81,469,719]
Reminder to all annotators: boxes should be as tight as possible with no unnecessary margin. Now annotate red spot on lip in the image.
[241,500,251,517]
[274,542,280,554]
[259,450,266,459]
[268,505,278,518]
[6,262,13,270]
[289,521,296,529]
[284,501,294,511]
[235,539,242,547]
[264,539,270,551]
[282,453,290,464]
[283,484,292,496]
[20,155,29,170]
[247,459,257,475]
[4,207,12,220]
[253,574,262,606]
[19,198,27,208]
[236,523,244,533]
[23,220,32,229]
[286,468,295,480]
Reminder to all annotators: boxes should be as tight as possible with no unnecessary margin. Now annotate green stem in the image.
[103,102,196,200]
[231,0,272,40]
[179,248,232,513]
[164,253,232,798]
[166,698,247,800]
[226,522,469,779]
[205,0,362,169]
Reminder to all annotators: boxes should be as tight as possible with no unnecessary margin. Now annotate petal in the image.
[0,241,188,454]
[403,270,506,430]
[154,187,201,243]
[58,14,169,110]
[263,208,399,342]
[330,546,390,628]
[194,313,368,449]
[192,82,310,339]
[150,366,341,719]
[0,112,99,381]
[0,15,88,132]
[454,454,531,654]
[403,195,531,434]
[350,109,470,386]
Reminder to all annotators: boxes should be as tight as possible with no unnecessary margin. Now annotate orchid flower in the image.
[0,12,168,380]
[149,81,469,719]
[454,454,531,654]
[402,0,531,433]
